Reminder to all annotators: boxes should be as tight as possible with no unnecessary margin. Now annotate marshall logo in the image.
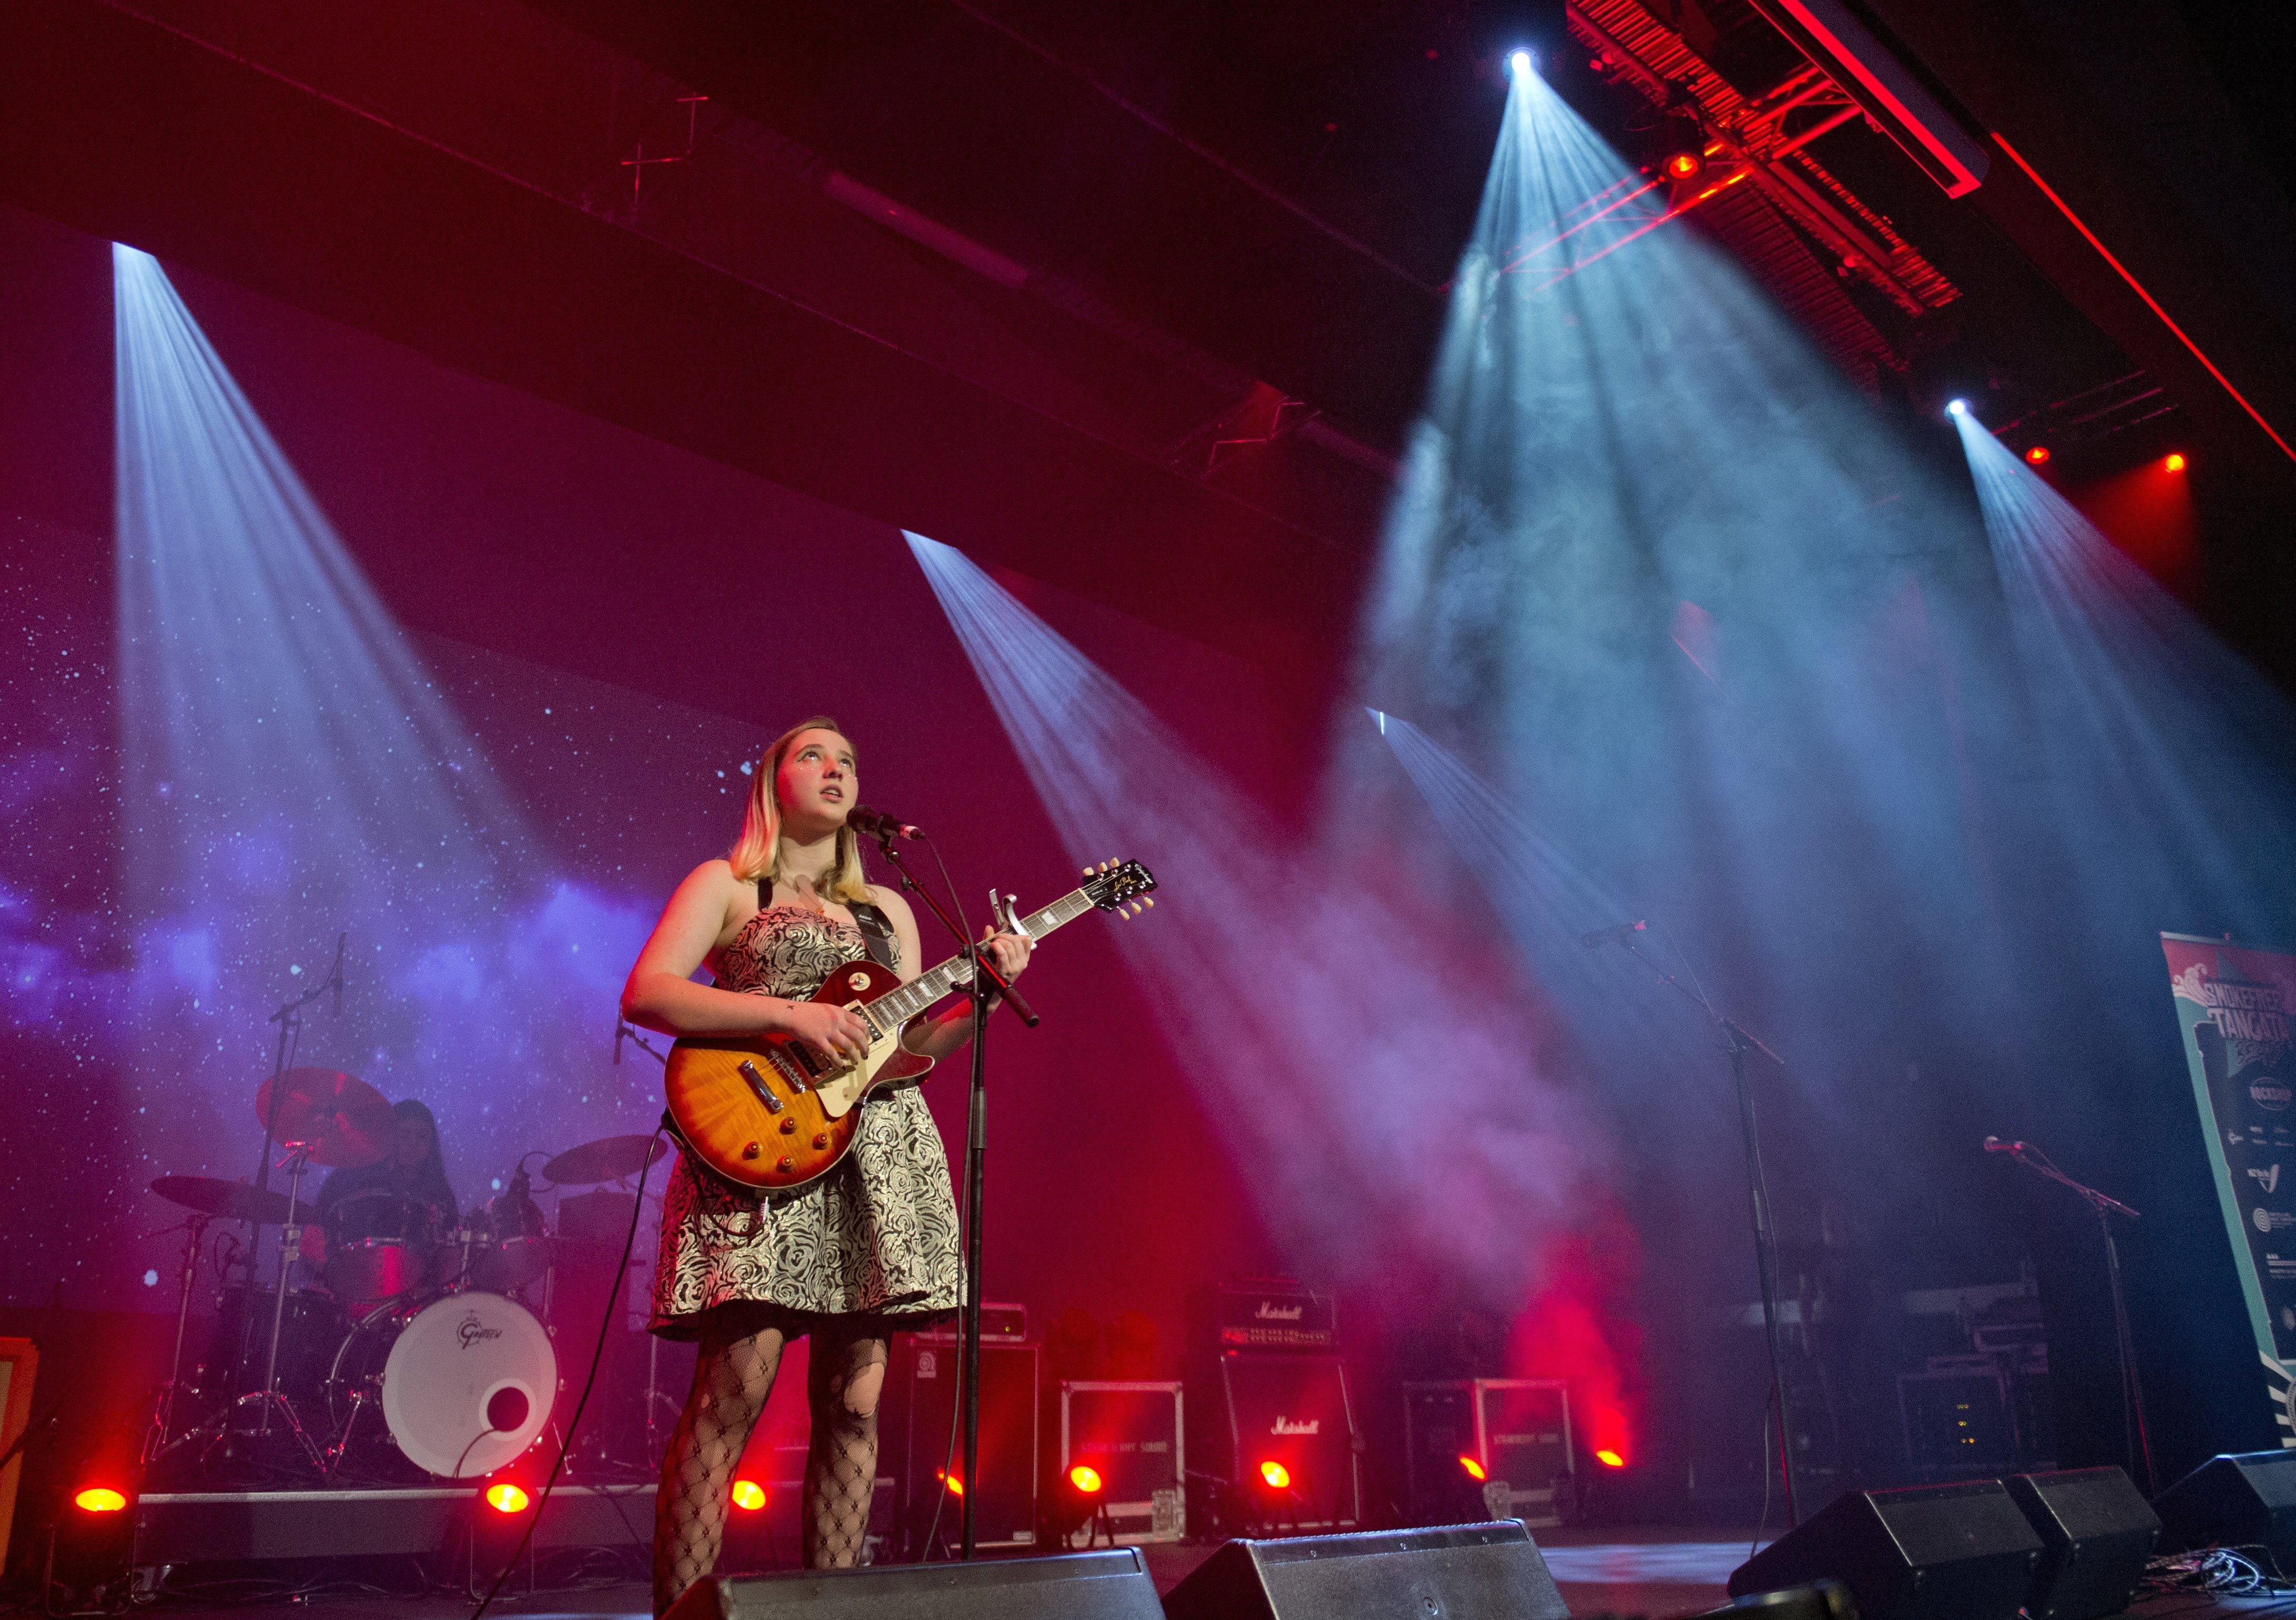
[458,1312,505,1350]
[1271,1415,1319,1435]
[1255,1302,1304,1321]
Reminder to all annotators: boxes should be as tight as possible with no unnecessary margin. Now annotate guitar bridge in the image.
[737,1059,784,1113]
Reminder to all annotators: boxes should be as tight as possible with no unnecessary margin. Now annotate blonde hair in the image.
[728,715,873,904]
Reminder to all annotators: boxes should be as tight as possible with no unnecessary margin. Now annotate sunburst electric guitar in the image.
[663,859,1157,1191]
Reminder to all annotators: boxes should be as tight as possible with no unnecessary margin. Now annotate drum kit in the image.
[143,1067,666,1484]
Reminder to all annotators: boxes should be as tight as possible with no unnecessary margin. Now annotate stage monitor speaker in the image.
[663,1547,1163,1620]
[2003,1468,2159,1620]
[1728,1480,2043,1620]
[1161,1521,1568,1620]
[2154,1450,2296,1562]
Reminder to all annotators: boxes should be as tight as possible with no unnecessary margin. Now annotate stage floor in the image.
[112,1530,2296,1619]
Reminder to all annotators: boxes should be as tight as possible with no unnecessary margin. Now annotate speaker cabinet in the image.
[2004,1468,2159,1620]
[2155,1450,2296,1562]
[1161,1522,1569,1620]
[1187,1351,1361,1534]
[892,1334,1040,1554]
[1728,1481,2043,1620]
[663,1548,1163,1620]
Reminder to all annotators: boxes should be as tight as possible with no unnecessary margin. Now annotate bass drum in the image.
[329,1291,556,1477]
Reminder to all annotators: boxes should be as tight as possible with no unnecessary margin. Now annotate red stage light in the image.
[1596,1449,1626,1468]
[1068,1464,1103,1494]
[484,1482,530,1514]
[1258,1460,1292,1491]
[730,1479,766,1511]
[1664,152,1703,180]
[937,1469,964,1498]
[1458,1455,1488,1482]
[2025,445,2050,465]
[73,1488,129,1514]
[2165,452,2187,472]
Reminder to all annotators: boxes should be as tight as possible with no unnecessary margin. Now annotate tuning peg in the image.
[1129,902,1143,914]
[1113,908,1128,920]
[1144,897,1154,908]
[1081,867,1092,878]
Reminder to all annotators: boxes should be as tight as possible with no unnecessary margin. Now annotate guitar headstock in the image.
[1081,858,1157,917]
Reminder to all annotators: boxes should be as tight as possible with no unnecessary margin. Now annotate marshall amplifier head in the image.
[1188,1280,1338,1352]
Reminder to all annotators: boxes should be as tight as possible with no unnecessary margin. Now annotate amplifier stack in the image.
[1185,1279,1360,1537]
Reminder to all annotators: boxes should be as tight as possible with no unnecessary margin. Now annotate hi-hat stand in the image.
[1595,926,1800,1527]
[867,830,1036,1560]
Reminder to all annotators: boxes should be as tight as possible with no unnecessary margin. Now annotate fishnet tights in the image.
[649,1313,889,1617]
[802,1325,888,1571]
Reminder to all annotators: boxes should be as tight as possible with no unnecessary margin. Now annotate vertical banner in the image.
[2162,933,2296,1445]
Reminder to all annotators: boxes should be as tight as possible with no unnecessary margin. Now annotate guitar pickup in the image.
[737,1060,784,1113]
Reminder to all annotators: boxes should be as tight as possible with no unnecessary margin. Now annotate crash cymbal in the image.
[253,1067,393,1166]
[542,1134,669,1186]
[150,1175,293,1226]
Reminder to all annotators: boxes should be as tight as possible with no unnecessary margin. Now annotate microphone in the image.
[1983,1136,2027,1154]
[614,1020,627,1067]
[330,932,347,1016]
[1580,919,1648,950]
[848,804,923,842]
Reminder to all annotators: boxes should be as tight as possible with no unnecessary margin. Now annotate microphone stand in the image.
[1606,934,1799,1527]
[238,933,347,1401]
[869,831,1035,1559]
[1994,1140,2152,1492]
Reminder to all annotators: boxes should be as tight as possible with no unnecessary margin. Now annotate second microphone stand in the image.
[1609,933,1800,1528]
[1996,1139,2152,1492]
[870,832,1036,1559]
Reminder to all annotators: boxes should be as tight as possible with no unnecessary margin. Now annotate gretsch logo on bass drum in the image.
[458,1312,506,1349]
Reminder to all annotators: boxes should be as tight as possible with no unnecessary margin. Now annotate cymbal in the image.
[253,1067,393,1166]
[542,1134,669,1186]
[150,1175,293,1226]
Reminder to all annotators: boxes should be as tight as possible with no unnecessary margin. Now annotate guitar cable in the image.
[469,1126,662,1620]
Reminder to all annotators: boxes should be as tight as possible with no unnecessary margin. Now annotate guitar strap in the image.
[758,878,899,971]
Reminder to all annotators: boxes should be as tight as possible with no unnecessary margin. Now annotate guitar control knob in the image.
[777,1156,794,1173]
[812,1133,829,1149]
[742,1142,761,1159]
[780,1118,797,1134]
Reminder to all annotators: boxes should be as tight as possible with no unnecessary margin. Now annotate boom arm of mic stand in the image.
[872,835,1039,1030]
[2003,1146,2141,1220]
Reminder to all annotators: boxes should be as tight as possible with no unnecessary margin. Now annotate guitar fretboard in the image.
[861,888,1100,1028]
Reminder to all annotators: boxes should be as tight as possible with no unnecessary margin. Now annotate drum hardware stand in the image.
[1596,928,1800,1528]
[140,1212,211,1462]
[865,830,1037,1559]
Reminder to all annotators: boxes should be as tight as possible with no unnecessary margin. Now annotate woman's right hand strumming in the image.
[781,1000,872,1065]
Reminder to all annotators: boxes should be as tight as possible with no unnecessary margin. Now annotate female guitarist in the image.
[620,716,1032,1611]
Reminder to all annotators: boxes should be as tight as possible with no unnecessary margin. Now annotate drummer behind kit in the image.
[145,1066,669,1486]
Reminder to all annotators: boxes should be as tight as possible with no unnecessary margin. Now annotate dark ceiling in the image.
[1,0,2288,714]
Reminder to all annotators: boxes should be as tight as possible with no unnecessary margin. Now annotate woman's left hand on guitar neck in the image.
[896,923,1032,1061]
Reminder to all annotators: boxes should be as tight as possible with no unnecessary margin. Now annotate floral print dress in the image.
[648,904,962,1338]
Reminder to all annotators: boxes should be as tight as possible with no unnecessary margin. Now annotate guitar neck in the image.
[865,887,1099,1025]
